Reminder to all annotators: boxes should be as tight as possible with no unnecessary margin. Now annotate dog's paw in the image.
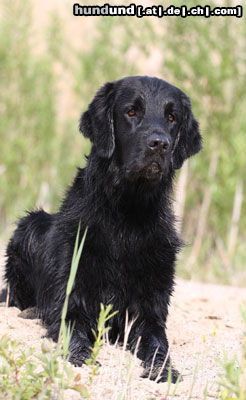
[141,365,181,383]
[69,355,84,367]
[18,307,38,320]
[69,353,101,368]
[69,351,90,367]
[156,367,181,383]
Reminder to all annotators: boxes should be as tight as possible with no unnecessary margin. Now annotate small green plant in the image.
[0,334,84,399]
[85,304,118,394]
[217,306,246,400]
[58,223,88,357]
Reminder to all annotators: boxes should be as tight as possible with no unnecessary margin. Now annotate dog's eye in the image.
[127,109,136,117]
[168,113,175,122]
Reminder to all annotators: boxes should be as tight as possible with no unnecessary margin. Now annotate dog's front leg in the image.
[68,323,94,366]
[45,314,94,367]
[128,320,180,383]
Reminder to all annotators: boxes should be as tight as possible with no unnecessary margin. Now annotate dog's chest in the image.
[104,221,157,259]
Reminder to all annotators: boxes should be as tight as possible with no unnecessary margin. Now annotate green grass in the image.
[0,335,81,399]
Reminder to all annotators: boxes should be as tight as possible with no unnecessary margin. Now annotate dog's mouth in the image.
[125,161,164,182]
[144,162,163,180]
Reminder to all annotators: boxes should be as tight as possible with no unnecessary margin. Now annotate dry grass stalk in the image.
[215,236,231,270]
[189,151,218,265]
[227,179,243,259]
[5,284,9,308]
[174,160,189,233]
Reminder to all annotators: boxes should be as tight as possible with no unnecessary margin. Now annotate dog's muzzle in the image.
[145,161,163,181]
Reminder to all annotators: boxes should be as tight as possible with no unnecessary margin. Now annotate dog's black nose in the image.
[147,135,170,152]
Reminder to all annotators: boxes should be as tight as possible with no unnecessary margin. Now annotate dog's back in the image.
[5,210,53,310]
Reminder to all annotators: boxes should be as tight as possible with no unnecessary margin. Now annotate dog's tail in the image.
[5,210,53,310]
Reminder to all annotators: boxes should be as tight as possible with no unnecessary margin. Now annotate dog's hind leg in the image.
[5,247,35,310]
[5,210,52,310]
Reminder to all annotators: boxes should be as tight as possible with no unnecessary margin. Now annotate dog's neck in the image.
[85,155,175,215]
[59,154,176,236]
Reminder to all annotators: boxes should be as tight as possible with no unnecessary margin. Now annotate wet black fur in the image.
[4,76,202,382]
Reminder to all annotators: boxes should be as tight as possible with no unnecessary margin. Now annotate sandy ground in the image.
[0,243,245,400]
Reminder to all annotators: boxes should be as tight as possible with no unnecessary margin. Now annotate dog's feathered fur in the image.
[4,76,202,382]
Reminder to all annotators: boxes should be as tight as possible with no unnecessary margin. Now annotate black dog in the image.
[4,76,202,382]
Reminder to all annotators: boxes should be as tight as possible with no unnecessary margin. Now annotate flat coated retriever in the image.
[4,76,202,382]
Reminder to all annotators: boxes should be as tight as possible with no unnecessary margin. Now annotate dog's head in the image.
[80,76,202,182]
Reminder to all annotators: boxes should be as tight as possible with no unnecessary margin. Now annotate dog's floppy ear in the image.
[172,94,202,170]
[79,82,115,158]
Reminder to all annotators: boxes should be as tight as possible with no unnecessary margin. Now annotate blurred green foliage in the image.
[162,0,246,233]
[160,0,246,282]
[0,0,245,284]
[0,0,81,224]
